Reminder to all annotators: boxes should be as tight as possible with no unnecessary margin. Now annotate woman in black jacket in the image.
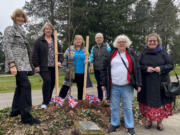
[32,23,63,109]
[138,33,174,131]
[101,34,142,134]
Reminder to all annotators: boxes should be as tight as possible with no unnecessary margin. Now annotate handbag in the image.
[118,52,138,90]
[161,70,180,97]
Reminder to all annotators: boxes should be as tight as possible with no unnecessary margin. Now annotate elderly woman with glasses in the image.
[101,34,142,134]
[138,33,174,131]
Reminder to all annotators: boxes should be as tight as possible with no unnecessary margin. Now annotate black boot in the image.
[108,125,119,133]
[10,110,21,117]
[21,113,40,125]
[59,85,70,98]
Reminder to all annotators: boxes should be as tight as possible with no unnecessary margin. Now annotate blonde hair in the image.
[42,23,54,34]
[73,35,85,49]
[145,33,162,45]
[113,34,132,48]
[11,9,28,23]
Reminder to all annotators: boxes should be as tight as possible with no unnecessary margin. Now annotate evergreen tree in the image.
[153,0,179,51]
[131,0,153,52]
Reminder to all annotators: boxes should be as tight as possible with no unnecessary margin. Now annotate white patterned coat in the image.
[3,23,32,72]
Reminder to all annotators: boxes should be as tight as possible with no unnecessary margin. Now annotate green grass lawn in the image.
[0,65,180,93]
[0,73,96,93]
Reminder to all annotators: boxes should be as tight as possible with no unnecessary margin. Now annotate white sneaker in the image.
[41,104,47,109]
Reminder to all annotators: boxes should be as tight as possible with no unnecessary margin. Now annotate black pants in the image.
[12,71,32,120]
[39,67,55,105]
[94,70,103,100]
[59,73,84,100]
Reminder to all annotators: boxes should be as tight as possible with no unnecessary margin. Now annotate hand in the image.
[84,60,89,64]
[137,87,141,93]
[147,67,154,73]
[58,62,62,67]
[101,86,106,91]
[35,67,40,72]
[10,66,17,75]
[154,66,161,73]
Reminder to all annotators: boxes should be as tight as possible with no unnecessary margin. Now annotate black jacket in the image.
[32,35,63,71]
[92,43,110,70]
[100,48,142,99]
[137,48,174,107]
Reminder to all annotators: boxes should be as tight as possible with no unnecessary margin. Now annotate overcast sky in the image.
[0,0,30,33]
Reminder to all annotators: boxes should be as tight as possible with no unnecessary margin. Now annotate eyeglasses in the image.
[117,41,126,44]
[148,40,158,43]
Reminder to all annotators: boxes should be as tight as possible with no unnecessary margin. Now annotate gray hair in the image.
[95,33,104,39]
[113,34,132,48]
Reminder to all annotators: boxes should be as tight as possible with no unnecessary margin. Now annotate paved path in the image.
[0,85,98,109]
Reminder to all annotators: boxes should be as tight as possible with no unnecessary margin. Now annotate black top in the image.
[32,35,63,71]
[137,48,174,107]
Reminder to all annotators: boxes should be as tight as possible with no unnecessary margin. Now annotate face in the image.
[95,34,104,45]
[15,14,25,26]
[74,37,83,48]
[147,36,159,49]
[116,38,127,51]
[44,25,53,37]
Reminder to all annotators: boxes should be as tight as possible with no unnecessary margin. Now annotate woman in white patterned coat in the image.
[3,9,40,125]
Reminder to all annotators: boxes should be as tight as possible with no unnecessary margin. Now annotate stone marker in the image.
[74,121,104,135]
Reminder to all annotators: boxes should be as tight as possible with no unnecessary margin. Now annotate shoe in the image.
[145,121,152,129]
[127,128,135,135]
[22,117,41,125]
[10,111,20,117]
[108,125,119,133]
[41,104,47,109]
[157,123,164,131]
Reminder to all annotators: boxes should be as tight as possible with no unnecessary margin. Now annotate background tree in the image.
[0,32,4,72]
[23,0,67,48]
[153,0,180,51]
[131,0,153,53]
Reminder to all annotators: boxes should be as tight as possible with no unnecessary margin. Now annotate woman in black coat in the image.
[138,33,174,131]
[32,23,63,109]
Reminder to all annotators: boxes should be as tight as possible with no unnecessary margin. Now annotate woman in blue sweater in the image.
[59,35,87,100]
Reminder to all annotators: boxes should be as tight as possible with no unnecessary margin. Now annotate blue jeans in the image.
[110,84,134,128]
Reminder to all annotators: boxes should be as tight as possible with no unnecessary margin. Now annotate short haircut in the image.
[113,34,132,48]
[95,33,104,39]
[11,9,28,23]
[42,23,54,34]
[73,35,85,49]
[145,33,162,45]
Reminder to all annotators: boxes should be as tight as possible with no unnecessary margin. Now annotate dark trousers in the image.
[94,70,103,100]
[12,71,32,120]
[39,67,55,105]
[59,73,84,100]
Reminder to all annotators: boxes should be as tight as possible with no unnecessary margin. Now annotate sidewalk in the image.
[111,113,180,135]
[0,85,98,110]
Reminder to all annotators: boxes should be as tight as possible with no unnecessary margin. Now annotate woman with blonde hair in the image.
[101,34,142,134]
[138,33,174,131]
[3,9,40,125]
[32,23,63,109]
[59,35,88,100]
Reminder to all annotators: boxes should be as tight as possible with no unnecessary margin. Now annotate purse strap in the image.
[74,50,81,69]
[118,51,131,74]
[173,70,180,84]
